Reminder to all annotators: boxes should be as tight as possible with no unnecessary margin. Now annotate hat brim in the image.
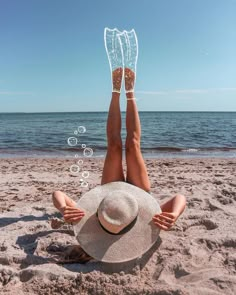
[73,181,161,263]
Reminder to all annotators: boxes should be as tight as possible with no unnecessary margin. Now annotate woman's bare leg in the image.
[125,88,151,192]
[101,88,125,184]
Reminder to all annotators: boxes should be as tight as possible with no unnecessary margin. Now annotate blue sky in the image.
[0,0,235,112]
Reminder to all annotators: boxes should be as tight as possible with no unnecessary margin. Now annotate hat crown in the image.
[97,190,139,234]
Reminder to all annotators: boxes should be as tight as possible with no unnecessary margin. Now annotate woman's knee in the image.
[125,137,140,151]
[107,137,122,151]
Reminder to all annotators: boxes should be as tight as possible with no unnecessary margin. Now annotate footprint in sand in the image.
[229,182,236,188]
[187,197,202,208]
[37,187,47,191]
[197,237,236,251]
[216,190,234,205]
[183,218,218,232]
[199,219,218,230]
[32,206,46,211]
[172,264,190,279]
[213,180,223,185]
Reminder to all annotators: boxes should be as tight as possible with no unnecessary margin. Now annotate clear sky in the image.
[0,0,235,112]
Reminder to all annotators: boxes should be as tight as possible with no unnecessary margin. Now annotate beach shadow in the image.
[0,212,61,228]
[60,236,162,274]
[15,227,75,270]
[17,254,56,271]
[16,229,162,274]
[16,228,74,253]
[10,212,163,274]
[14,236,162,274]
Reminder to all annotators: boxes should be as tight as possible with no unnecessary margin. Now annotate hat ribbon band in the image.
[96,211,138,235]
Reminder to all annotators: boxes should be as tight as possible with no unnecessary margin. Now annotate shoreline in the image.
[1,157,236,294]
[0,149,236,159]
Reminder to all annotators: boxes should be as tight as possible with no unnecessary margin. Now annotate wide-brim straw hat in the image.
[73,181,161,263]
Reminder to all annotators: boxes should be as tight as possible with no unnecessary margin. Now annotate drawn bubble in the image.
[77,160,83,165]
[82,171,89,178]
[78,126,86,133]
[81,181,88,187]
[67,137,78,146]
[75,154,79,158]
[81,144,86,148]
[70,164,80,173]
[74,130,78,135]
[83,147,93,157]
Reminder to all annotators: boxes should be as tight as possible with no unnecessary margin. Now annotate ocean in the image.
[0,112,236,158]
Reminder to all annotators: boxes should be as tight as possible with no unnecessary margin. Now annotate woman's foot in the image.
[125,68,136,93]
[112,67,123,93]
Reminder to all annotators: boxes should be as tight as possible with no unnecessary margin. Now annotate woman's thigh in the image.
[101,146,125,185]
[125,147,151,192]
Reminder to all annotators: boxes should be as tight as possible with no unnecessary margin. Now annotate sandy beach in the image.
[0,157,236,295]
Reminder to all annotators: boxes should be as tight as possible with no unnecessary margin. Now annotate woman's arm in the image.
[52,190,85,222]
[153,194,186,231]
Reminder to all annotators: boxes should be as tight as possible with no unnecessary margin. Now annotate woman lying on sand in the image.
[50,28,186,263]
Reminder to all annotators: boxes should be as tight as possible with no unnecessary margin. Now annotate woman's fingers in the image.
[66,216,84,222]
[64,207,85,214]
[64,213,84,219]
[64,209,84,214]
[153,220,169,231]
[161,212,177,220]
[64,213,85,218]
[64,214,85,222]
[64,212,85,221]
[153,214,173,224]
[153,216,173,227]
[153,212,177,222]
[153,214,174,224]
[153,212,176,230]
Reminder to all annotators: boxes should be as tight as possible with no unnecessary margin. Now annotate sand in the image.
[0,157,236,295]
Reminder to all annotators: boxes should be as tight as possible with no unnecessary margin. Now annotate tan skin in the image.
[52,68,186,231]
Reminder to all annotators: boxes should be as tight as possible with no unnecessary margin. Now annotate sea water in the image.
[0,112,235,158]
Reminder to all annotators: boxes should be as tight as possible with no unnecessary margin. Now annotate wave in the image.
[1,146,236,154]
[142,146,236,153]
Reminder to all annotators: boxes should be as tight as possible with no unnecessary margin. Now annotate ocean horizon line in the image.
[1,111,236,114]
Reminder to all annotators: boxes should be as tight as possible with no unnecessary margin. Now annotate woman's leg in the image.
[101,89,125,185]
[125,89,151,192]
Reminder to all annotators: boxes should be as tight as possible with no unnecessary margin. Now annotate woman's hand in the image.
[152,212,178,231]
[62,206,85,223]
